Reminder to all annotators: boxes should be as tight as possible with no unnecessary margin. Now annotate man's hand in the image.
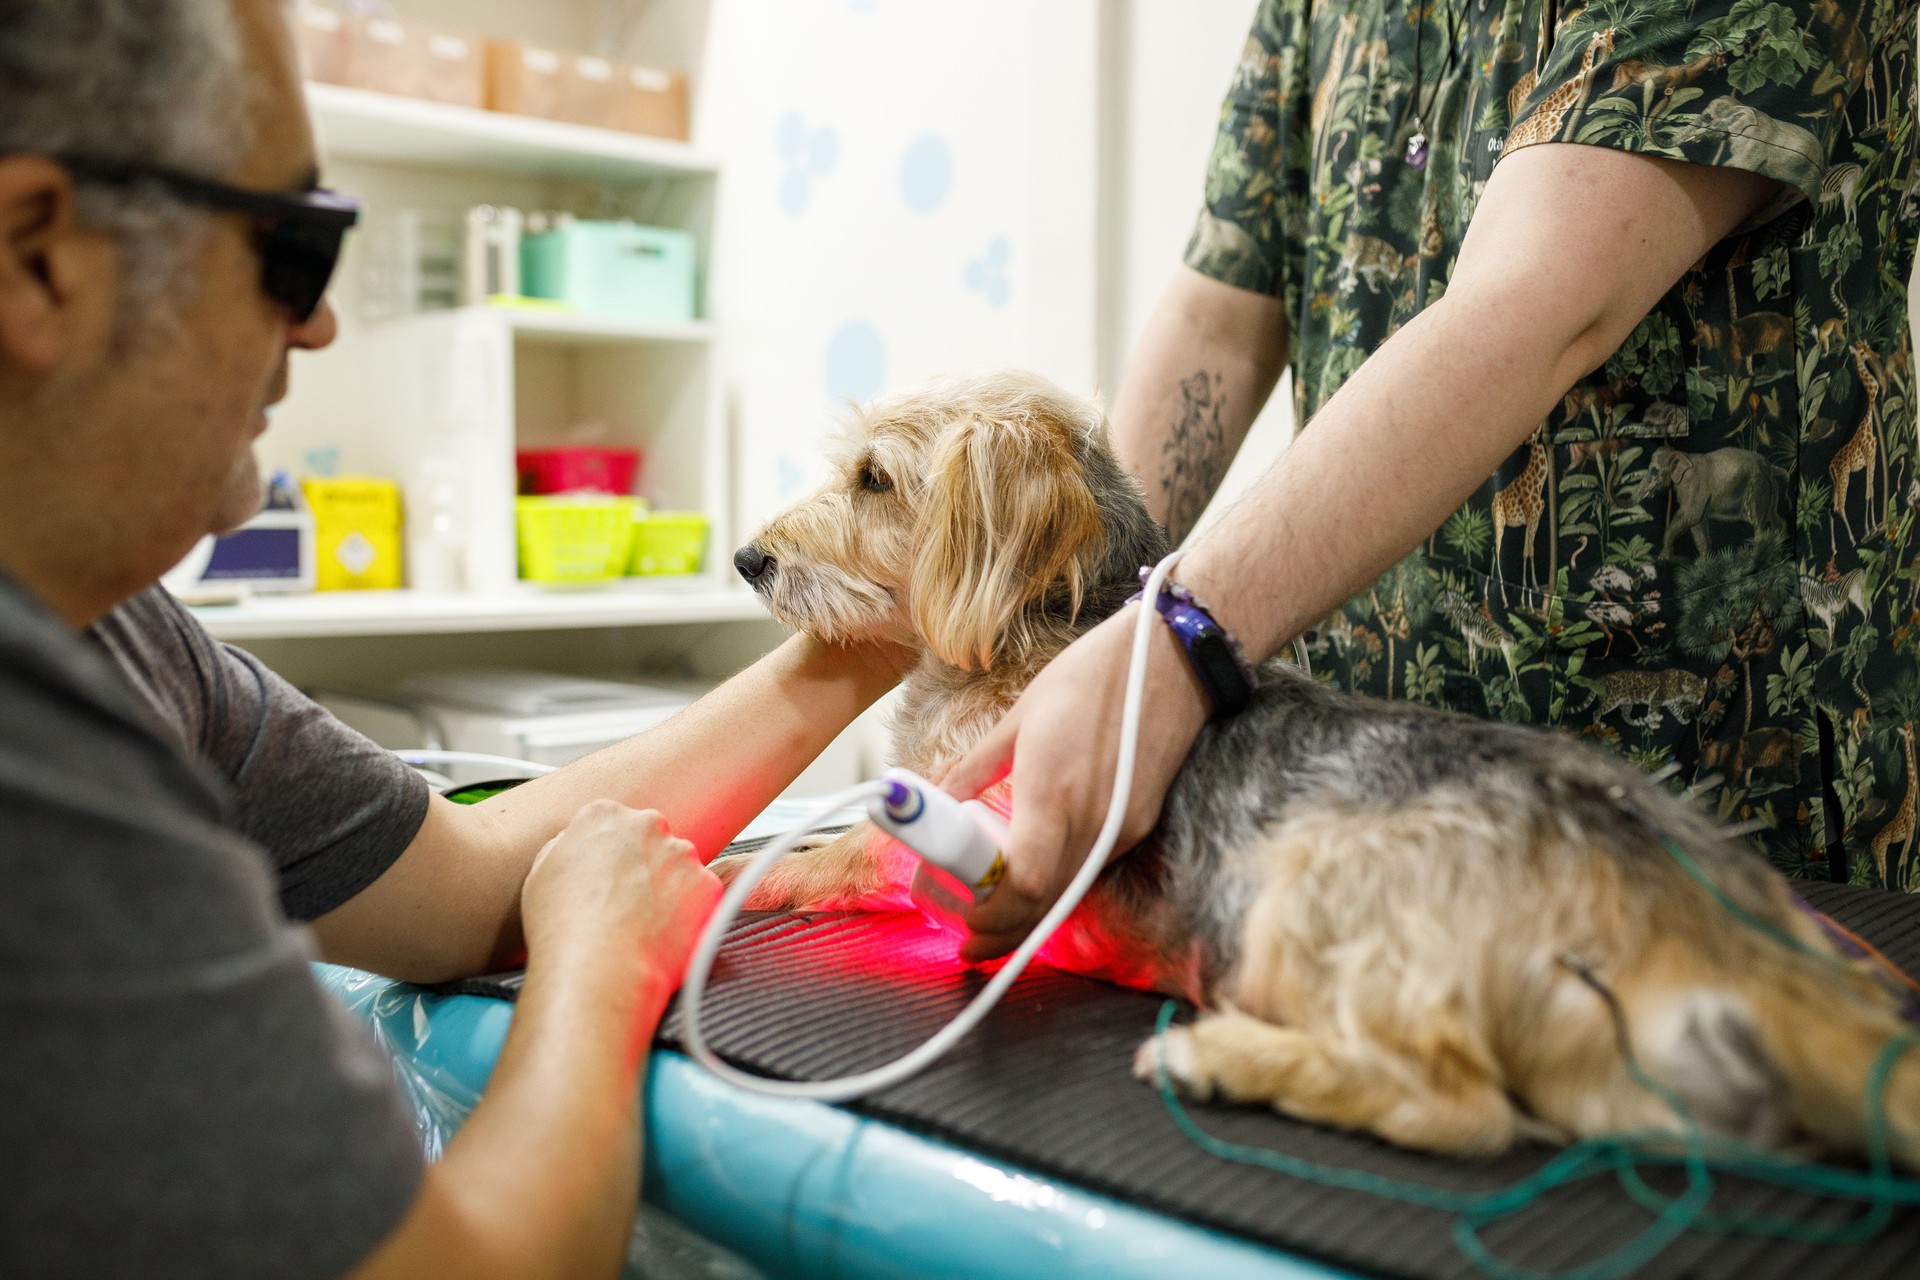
[521,800,722,988]
[942,606,1211,961]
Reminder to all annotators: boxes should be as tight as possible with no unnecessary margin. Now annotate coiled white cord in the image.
[680,551,1186,1101]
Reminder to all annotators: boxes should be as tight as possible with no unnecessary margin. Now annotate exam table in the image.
[323,845,1920,1280]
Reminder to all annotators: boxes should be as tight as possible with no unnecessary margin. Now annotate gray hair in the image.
[0,1,255,322]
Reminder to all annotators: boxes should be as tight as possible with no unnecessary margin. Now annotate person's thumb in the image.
[941,703,1022,801]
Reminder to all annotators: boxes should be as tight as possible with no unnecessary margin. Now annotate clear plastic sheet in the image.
[318,965,765,1279]
[320,966,479,1159]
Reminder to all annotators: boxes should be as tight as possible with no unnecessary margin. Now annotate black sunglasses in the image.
[53,154,360,323]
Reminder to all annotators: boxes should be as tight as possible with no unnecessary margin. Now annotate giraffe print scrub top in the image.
[1185,0,1918,885]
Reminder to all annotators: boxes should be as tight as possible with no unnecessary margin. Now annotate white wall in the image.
[696,0,1102,547]
[1100,0,1293,536]
[698,0,1290,548]
[274,1,1281,546]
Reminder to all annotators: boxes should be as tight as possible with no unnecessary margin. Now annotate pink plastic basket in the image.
[516,446,641,496]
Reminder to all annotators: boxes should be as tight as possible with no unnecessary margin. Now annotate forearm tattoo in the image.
[1160,370,1229,545]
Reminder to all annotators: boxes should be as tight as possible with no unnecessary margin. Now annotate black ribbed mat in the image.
[453,879,1920,1280]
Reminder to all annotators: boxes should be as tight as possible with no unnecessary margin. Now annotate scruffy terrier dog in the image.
[725,370,1920,1164]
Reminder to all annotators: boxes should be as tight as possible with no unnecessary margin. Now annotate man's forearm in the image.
[1174,145,1780,663]
[433,947,664,1276]
[1176,286,1588,659]
[315,634,902,981]
[349,944,667,1279]
[477,633,900,860]
[1109,266,1289,544]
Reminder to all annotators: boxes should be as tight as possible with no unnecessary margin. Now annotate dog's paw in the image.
[1132,1028,1211,1100]
[709,833,896,912]
[734,864,822,911]
[709,831,837,881]
[708,852,811,910]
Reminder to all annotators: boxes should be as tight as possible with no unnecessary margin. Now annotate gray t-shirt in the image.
[0,576,427,1279]
[88,586,430,921]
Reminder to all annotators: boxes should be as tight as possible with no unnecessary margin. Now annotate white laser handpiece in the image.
[867,767,1008,899]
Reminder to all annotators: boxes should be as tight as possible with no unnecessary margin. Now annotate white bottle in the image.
[406,457,467,594]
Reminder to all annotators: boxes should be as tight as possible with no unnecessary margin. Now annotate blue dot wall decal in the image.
[809,127,838,176]
[776,114,838,217]
[965,235,1012,308]
[824,321,886,405]
[778,169,810,217]
[900,135,952,213]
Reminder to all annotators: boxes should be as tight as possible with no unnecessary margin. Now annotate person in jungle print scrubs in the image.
[933,0,1920,967]
[1174,0,1918,884]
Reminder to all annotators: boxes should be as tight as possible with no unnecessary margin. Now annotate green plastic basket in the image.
[629,511,710,576]
[516,496,639,583]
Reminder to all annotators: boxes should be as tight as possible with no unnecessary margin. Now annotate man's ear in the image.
[908,412,1105,670]
[0,156,95,374]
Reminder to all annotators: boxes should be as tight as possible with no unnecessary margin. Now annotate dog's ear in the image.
[910,411,1104,670]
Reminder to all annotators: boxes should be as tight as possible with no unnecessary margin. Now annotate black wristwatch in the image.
[1128,571,1257,720]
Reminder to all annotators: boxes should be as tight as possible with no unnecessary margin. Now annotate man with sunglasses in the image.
[0,3,908,1277]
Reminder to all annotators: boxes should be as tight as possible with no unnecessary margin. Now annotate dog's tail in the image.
[1739,954,1920,1167]
[1620,901,1920,1167]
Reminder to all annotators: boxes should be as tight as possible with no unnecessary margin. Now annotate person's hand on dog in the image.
[522,801,723,988]
[941,604,1211,961]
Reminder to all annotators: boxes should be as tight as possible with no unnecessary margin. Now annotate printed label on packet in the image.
[976,854,1006,891]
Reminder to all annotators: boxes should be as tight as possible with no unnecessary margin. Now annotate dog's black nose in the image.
[733,545,774,583]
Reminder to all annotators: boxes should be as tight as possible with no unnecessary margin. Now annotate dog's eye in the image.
[859,463,893,494]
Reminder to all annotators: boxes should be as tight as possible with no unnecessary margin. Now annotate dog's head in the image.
[735,370,1166,670]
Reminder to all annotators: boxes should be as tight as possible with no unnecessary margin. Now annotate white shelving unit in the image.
[305,81,721,182]
[347,301,731,598]
[192,584,766,642]
[175,3,879,791]
[195,70,750,644]
[499,308,715,346]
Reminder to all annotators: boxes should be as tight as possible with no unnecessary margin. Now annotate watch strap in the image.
[1127,571,1257,720]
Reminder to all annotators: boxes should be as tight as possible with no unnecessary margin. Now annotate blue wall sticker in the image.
[964,235,1011,308]
[777,112,839,217]
[824,321,887,405]
[899,134,952,214]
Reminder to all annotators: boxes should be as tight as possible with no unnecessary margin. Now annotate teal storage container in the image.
[520,218,697,323]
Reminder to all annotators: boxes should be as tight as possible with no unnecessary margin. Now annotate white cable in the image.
[680,550,1186,1101]
[391,749,559,778]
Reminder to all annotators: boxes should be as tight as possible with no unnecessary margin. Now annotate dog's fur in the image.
[725,370,1920,1163]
